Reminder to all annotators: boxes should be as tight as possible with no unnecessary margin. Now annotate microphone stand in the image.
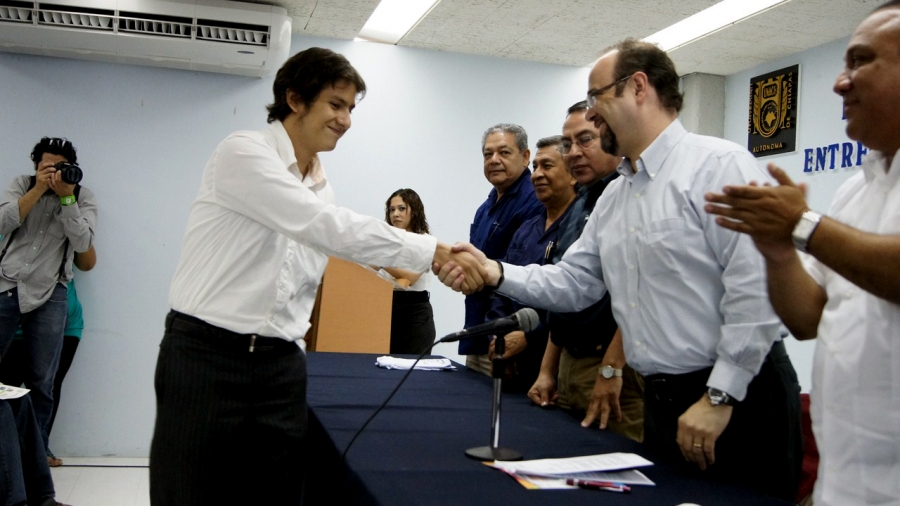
[465,335,523,462]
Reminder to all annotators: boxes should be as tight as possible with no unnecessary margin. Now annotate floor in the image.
[50,457,150,506]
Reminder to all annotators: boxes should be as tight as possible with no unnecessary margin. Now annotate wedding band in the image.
[692,443,703,448]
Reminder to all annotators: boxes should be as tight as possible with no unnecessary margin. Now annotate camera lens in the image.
[54,162,83,185]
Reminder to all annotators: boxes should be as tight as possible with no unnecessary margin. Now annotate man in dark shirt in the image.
[484,136,576,391]
[464,124,542,375]
[527,102,644,442]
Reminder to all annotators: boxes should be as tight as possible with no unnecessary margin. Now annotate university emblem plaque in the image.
[747,64,799,158]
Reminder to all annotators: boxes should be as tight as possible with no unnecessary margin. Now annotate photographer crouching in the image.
[0,137,97,468]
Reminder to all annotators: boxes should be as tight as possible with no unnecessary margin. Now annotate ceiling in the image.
[244,0,880,76]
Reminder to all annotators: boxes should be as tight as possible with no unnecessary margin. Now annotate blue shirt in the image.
[486,204,572,342]
[462,169,542,354]
[484,206,571,388]
[500,120,782,401]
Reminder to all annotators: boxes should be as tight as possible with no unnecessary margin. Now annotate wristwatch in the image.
[706,387,737,407]
[60,195,76,206]
[791,210,822,253]
[599,365,623,379]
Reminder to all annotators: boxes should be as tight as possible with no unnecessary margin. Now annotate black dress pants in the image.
[643,340,802,502]
[149,311,307,506]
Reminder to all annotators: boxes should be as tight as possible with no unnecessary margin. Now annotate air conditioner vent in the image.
[35,3,115,30]
[0,0,35,23]
[118,11,191,38]
[0,0,291,77]
[197,19,266,45]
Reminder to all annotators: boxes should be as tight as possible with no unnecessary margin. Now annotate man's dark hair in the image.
[607,38,683,113]
[536,135,563,150]
[385,188,430,235]
[266,47,367,124]
[30,137,77,168]
[567,100,588,116]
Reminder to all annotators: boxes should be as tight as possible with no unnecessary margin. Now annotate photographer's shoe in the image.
[47,452,63,467]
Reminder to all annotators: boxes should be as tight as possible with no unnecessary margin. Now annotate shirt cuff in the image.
[58,202,81,218]
[497,262,525,299]
[707,359,755,402]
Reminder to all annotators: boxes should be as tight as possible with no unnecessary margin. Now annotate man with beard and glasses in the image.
[437,38,802,502]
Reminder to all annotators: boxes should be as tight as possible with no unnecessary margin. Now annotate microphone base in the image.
[465,446,523,462]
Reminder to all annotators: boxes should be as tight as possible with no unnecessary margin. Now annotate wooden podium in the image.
[305,257,393,353]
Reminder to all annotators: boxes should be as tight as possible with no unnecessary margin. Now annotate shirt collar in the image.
[616,119,686,182]
[860,147,900,184]
[270,121,327,190]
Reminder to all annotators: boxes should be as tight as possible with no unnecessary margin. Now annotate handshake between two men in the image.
[431,243,497,294]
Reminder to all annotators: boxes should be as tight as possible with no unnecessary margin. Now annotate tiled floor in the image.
[50,458,150,506]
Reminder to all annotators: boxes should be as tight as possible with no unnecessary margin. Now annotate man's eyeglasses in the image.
[558,133,598,155]
[586,73,635,108]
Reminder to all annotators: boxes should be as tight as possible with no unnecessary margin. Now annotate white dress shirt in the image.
[500,120,781,400]
[169,122,436,345]
[805,149,900,506]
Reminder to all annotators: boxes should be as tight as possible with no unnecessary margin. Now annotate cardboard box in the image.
[306,257,392,353]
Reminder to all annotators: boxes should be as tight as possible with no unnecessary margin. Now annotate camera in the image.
[54,161,83,185]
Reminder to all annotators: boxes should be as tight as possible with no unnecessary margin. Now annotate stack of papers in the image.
[487,452,655,490]
[375,356,456,371]
[0,383,29,400]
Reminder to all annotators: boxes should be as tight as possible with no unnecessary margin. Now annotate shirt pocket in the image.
[47,221,66,240]
[636,217,687,276]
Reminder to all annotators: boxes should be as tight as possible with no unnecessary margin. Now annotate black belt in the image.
[644,340,787,402]
[392,290,430,304]
[165,310,296,353]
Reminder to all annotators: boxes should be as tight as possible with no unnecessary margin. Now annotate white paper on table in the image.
[497,469,654,490]
[548,468,655,485]
[0,383,30,400]
[375,356,456,371]
[490,452,652,476]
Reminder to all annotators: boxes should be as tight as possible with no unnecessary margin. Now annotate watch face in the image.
[600,366,612,379]
[707,388,730,406]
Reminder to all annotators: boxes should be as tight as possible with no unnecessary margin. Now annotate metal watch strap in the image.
[599,365,623,379]
[791,210,821,253]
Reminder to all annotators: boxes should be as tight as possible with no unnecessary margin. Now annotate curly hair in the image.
[30,137,77,168]
[385,188,429,235]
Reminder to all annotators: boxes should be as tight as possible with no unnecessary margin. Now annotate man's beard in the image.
[600,125,619,156]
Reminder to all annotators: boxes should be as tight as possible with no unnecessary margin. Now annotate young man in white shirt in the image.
[150,47,485,505]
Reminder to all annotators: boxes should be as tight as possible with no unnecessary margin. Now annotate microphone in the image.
[438,308,540,343]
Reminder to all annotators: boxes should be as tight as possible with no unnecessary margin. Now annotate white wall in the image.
[0,35,589,457]
[723,35,855,392]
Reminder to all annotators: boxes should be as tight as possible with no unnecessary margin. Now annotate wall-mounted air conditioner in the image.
[0,0,291,77]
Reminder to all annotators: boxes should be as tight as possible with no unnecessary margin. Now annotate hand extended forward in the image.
[432,242,491,295]
[432,242,502,294]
